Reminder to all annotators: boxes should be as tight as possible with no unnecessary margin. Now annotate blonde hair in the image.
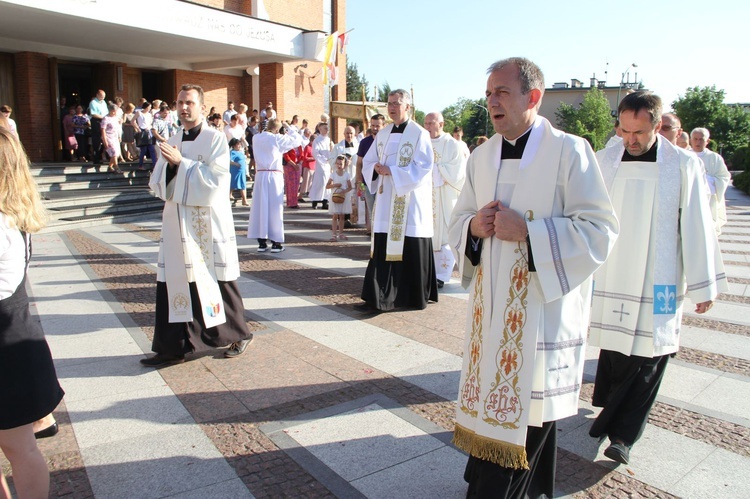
[0,128,47,232]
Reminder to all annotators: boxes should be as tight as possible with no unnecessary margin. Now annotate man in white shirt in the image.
[222,101,237,127]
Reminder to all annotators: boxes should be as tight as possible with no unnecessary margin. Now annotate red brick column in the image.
[259,62,283,120]
[14,52,53,162]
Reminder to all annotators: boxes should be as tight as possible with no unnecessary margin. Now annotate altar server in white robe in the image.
[449,58,618,499]
[142,84,253,368]
[424,112,466,288]
[691,127,731,234]
[309,122,332,210]
[589,91,727,466]
[356,89,438,313]
[247,119,303,253]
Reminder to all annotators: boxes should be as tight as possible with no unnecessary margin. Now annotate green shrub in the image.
[730,145,750,171]
[732,171,750,194]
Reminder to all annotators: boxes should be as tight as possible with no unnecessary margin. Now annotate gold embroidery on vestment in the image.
[191,207,210,263]
[460,264,484,417]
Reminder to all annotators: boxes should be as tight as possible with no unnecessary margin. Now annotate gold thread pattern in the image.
[460,263,484,417]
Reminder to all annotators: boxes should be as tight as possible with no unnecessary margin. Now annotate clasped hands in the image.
[373,162,391,176]
[470,200,528,242]
[159,142,182,167]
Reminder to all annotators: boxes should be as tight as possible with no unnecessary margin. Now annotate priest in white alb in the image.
[589,92,727,466]
[356,89,438,313]
[424,112,466,288]
[449,58,618,498]
[142,84,253,368]
[690,127,731,234]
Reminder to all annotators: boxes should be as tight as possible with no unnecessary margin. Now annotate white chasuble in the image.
[449,116,619,469]
[150,125,239,328]
[697,149,730,234]
[363,120,434,261]
[431,132,467,249]
[590,137,727,357]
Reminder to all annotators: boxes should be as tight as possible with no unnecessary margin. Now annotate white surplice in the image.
[590,137,728,357]
[247,129,303,242]
[309,135,332,201]
[362,120,434,239]
[431,132,466,282]
[449,116,618,468]
[696,148,731,234]
[149,125,239,326]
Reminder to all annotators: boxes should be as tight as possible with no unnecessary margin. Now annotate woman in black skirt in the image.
[0,128,64,498]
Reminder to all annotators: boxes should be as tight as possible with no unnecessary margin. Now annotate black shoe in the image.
[297,197,305,202]
[224,338,252,358]
[321,202,329,210]
[353,302,380,314]
[140,353,185,368]
[258,244,268,252]
[344,220,353,228]
[312,202,318,209]
[437,279,444,289]
[270,243,285,253]
[604,441,630,465]
[34,422,59,439]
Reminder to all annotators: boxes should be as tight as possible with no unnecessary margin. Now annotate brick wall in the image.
[173,69,244,118]
[14,52,52,162]
[264,0,324,30]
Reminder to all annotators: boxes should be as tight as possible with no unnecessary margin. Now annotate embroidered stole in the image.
[159,136,227,328]
[597,137,681,347]
[453,118,561,470]
[372,122,422,261]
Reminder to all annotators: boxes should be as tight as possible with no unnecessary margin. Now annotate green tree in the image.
[440,97,492,146]
[377,82,392,103]
[346,62,370,102]
[672,86,750,157]
[555,87,613,150]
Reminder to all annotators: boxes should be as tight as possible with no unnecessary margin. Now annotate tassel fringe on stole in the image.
[453,423,530,470]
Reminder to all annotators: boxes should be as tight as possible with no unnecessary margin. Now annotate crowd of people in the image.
[0,54,734,498]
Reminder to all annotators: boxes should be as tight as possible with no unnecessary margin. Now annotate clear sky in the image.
[345,0,749,114]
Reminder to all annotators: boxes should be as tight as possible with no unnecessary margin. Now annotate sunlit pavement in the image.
[4,188,750,498]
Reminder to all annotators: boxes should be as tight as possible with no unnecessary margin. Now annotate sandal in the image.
[338,234,348,240]
[329,234,338,241]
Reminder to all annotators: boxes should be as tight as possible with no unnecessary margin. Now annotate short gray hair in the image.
[487,57,545,94]
[691,127,710,139]
[388,89,412,107]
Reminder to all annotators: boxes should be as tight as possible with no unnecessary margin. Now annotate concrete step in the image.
[41,206,163,233]
[46,196,163,221]
[42,187,154,208]
[30,161,143,177]
[37,173,151,192]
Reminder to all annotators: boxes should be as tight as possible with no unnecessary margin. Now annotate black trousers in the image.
[152,280,252,355]
[361,233,438,311]
[90,117,103,164]
[589,349,669,446]
[464,421,556,499]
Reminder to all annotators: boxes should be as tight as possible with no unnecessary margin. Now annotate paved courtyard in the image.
[3,186,749,498]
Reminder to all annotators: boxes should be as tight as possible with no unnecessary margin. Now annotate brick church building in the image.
[0,0,347,161]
